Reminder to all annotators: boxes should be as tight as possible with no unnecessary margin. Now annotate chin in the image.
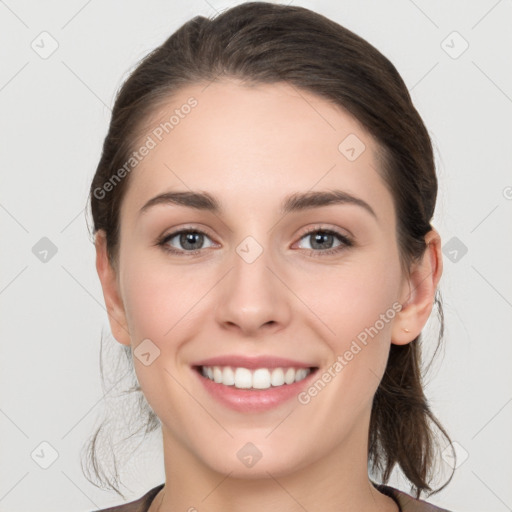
[197,443,312,479]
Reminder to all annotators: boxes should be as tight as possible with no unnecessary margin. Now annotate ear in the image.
[95,230,131,346]
[391,228,443,345]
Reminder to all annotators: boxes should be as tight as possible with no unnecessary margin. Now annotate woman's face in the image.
[99,79,414,478]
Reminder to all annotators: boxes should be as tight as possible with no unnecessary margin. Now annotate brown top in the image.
[91,482,453,512]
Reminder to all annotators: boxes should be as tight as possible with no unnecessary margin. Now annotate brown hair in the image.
[84,1,455,500]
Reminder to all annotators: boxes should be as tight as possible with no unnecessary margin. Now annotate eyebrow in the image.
[138,189,377,219]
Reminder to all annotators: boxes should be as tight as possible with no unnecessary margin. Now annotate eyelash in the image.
[156,226,354,258]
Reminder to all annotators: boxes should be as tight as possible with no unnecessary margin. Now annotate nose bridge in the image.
[228,206,275,279]
[235,234,266,267]
[230,232,276,300]
[215,231,288,333]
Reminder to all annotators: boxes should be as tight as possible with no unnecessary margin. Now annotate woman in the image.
[86,2,455,511]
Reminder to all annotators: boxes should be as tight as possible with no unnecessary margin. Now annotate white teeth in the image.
[295,368,309,382]
[270,368,285,386]
[213,366,223,383]
[234,367,252,389]
[284,368,296,385]
[200,365,312,389]
[222,366,235,386]
[252,368,271,389]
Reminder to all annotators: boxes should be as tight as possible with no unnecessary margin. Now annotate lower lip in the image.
[193,367,318,413]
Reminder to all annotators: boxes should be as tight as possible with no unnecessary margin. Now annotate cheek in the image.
[307,250,402,363]
[118,258,205,417]
[296,265,401,425]
[120,250,205,341]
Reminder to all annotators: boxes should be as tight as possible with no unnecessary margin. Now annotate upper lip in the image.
[192,355,317,370]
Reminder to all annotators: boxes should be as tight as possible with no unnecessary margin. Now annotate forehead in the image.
[121,79,394,225]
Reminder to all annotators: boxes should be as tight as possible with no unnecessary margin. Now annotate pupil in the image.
[312,232,332,249]
[181,232,202,250]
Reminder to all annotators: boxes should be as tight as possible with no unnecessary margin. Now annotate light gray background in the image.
[1,1,511,511]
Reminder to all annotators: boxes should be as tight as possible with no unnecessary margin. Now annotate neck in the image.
[151,413,398,512]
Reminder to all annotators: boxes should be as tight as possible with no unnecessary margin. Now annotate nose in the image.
[215,240,291,337]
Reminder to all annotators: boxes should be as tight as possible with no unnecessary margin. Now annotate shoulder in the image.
[375,483,454,512]
[91,484,165,512]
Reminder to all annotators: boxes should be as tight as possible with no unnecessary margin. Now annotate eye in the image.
[156,226,354,257]
[295,227,353,257]
[157,228,216,255]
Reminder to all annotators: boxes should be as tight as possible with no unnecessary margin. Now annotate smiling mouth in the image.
[193,365,319,390]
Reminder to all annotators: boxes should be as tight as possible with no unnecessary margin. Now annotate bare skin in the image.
[95,79,442,512]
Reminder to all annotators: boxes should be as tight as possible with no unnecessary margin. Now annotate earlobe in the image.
[391,228,443,346]
[94,231,131,346]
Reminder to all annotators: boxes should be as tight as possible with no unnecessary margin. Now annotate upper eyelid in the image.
[299,225,351,238]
